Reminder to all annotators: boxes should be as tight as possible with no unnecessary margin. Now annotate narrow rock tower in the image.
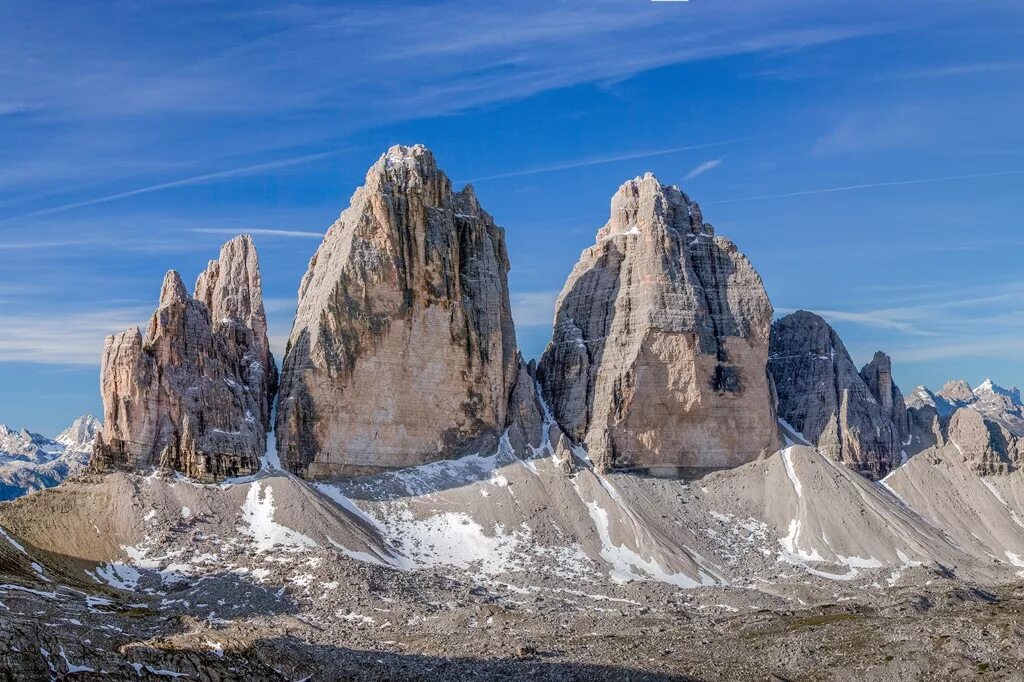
[91,235,277,482]
[537,173,780,476]
[275,145,518,478]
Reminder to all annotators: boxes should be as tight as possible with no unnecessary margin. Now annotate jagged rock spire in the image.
[91,235,277,482]
[537,173,780,476]
[275,144,518,478]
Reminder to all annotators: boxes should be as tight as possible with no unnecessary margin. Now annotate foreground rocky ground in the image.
[2,449,1024,681]
[2,552,1023,681]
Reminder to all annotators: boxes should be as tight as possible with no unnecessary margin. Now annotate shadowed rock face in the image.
[768,311,904,480]
[275,145,518,478]
[537,173,780,476]
[92,235,277,482]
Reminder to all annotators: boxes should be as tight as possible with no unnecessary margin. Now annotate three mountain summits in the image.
[2,144,1023,679]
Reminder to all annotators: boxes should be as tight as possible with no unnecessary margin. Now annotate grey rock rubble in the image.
[275,144,519,478]
[769,311,905,479]
[537,172,780,476]
[91,235,277,483]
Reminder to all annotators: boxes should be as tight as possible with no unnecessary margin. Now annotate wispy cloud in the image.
[776,307,925,334]
[709,168,1024,204]
[781,280,1024,365]
[190,228,325,239]
[881,61,1024,80]
[684,158,723,180]
[0,307,149,365]
[462,139,754,184]
[511,290,560,327]
[0,149,350,225]
[812,109,924,156]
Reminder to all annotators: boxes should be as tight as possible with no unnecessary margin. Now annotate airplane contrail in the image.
[708,168,1024,204]
[0,148,354,224]
[458,135,768,184]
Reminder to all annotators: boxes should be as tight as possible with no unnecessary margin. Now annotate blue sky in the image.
[1,0,1023,435]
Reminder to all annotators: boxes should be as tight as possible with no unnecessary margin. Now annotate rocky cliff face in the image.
[91,235,277,482]
[768,311,904,479]
[859,352,910,441]
[275,145,518,478]
[536,173,780,476]
[947,407,1019,474]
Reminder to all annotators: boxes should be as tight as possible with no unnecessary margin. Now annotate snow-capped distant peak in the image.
[55,415,102,452]
[910,386,936,406]
[973,379,1022,406]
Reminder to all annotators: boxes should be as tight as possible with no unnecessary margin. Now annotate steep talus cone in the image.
[91,235,278,482]
[537,173,780,476]
[769,311,904,479]
[275,144,518,478]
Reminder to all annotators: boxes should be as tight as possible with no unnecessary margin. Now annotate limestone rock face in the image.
[55,415,102,453]
[275,145,518,478]
[938,379,976,407]
[91,236,277,482]
[947,407,1019,474]
[768,311,903,479]
[537,173,780,476]
[859,352,910,441]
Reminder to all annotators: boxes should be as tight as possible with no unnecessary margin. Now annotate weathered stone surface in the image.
[504,357,547,458]
[860,352,910,441]
[275,145,518,478]
[537,173,780,476]
[947,407,1019,474]
[92,235,277,482]
[769,311,903,479]
[938,379,976,407]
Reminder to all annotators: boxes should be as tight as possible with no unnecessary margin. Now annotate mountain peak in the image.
[55,415,102,452]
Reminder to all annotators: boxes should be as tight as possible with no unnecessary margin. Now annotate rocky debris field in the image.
[3,441,1024,680]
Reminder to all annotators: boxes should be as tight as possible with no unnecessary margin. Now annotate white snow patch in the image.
[781,447,803,497]
[58,647,95,673]
[585,501,706,588]
[239,482,318,553]
[94,562,141,591]
[0,526,27,555]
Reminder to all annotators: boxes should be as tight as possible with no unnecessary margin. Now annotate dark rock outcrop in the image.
[537,173,780,476]
[769,311,904,479]
[92,236,277,482]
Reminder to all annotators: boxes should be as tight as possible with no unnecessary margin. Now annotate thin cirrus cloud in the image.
[708,168,1024,204]
[460,139,753,184]
[0,307,149,365]
[0,0,918,202]
[190,228,325,239]
[683,158,723,180]
[510,291,560,327]
[0,149,350,225]
[778,281,1024,364]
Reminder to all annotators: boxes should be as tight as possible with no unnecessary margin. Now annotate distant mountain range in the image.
[0,415,100,500]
